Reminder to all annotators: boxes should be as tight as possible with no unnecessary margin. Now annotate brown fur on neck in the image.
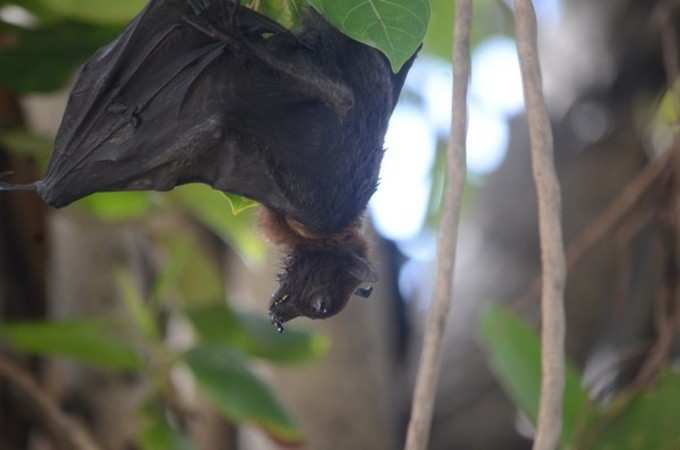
[258,207,367,252]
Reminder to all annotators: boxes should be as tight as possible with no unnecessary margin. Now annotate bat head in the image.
[261,208,377,331]
[269,244,378,332]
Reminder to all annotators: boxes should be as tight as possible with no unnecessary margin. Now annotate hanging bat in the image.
[0,0,417,331]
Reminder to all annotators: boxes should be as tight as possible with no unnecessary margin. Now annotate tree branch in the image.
[0,354,103,450]
[512,2,567,450]
[403,1,471,450]
[515,148,673,309]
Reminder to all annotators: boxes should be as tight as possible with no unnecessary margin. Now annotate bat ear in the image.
[348,255,378,283]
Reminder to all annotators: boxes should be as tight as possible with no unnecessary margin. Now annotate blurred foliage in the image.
[141,404,197,450]
[0,128,51,165]
[0,318,144,370]
[423,0,511,61]
[425,137,481,228]
[653,85,679,130]
[481,305,590,446]
[188,304,329,364]
[0,19,120,93]
[481,306,680,450]
[186,345,303,443]
[19,0,146,24]
[0,266,325,443]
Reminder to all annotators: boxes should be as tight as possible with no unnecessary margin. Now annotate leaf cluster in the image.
[482,306,680,450]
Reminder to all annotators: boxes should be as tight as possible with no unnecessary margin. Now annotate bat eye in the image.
[354,286,373,298]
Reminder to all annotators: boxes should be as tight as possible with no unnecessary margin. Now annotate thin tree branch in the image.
[0,354,103,450]
[516,148,673,309]
[402,1,471,449]
[512,2,567,450]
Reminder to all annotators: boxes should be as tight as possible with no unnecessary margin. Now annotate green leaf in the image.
[573,371,680,450]
[185,345,302,444]
[140,403,196,450]
[0,20,121,93]
[153,231,226,306]
[116,269,159,340]
[188,304,328,365]
[223,193,259,215]
[305,0,430,71]
[480,305,590,447]
[0,319,143,371]
[244,0,311,27]
[20,0,145,25]
[77,192,153,221]
[169,184,264,263]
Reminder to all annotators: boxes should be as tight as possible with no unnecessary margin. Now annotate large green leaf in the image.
[573,371,680,450]
[0,20,120,93]
[0,319,143,371]
[188,304,328,365]
[185,345,302,444]
[480,305,591,447]
[305,0,430,71]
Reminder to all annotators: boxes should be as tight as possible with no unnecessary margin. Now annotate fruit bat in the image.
[0,0,417,331]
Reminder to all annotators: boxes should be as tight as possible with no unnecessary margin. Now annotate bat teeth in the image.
[271,293,289,306]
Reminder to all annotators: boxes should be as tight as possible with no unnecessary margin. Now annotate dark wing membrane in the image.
[37,0,331,214]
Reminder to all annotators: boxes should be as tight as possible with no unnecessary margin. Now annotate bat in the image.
[0,0,417,331]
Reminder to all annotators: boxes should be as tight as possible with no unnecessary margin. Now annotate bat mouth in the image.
[268,291,299,333]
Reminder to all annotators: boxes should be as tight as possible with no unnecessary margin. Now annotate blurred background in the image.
[1,0,679,449]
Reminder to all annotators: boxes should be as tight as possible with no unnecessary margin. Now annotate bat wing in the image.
[33,0,344,216]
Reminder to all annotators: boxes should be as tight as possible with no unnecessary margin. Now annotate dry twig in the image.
[0,354,102,450]
[633,1,680,386]
[513,1,567,450]
[516,149,673,309]
[402,1,471,449]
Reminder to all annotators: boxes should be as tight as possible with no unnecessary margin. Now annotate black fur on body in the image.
[0,0,417,329]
